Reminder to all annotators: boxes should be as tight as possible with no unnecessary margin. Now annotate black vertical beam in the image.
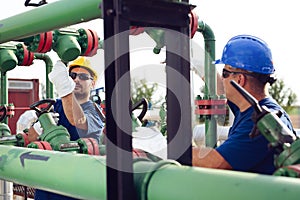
[166,25,192,166]
[102,0,193,199]
[102,0,136,200]
[119,0,193,166]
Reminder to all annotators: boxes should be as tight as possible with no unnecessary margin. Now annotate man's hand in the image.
[27,126,40,142]
[48,60,75,97]
[16,110,37,133]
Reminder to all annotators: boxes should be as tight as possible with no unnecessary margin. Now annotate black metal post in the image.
[166,25,192,166]
[102,0,193,199]
[103,0,136,200]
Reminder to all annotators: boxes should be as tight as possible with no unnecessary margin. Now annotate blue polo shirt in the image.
[216,97,294,175]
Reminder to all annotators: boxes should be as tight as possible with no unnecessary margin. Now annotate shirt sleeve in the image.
[76,103,104,143]
[216,111,271,172]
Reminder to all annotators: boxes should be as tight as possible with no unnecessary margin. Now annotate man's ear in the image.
[237,74,246,86]
[91,80,96,89]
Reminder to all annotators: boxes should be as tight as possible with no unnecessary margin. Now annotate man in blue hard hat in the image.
[192,34,296,175]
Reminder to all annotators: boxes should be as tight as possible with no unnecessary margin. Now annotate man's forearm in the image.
[61,93,87,130]
[192,147,232,169]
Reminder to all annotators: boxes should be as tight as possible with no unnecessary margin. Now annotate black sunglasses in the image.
[69,72,93,81]
[222,68,243,79]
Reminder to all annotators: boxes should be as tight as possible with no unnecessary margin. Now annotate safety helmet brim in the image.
[213,59,223,65]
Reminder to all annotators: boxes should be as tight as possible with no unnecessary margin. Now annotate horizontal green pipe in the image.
[134,160,300,200]
[0,0,102,43]
[0,145,106,200]
[1,145,300,200]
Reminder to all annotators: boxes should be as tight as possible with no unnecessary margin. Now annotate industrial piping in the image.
[196,20,218,147]
[0,0,103,44]
[0,145,300,200]
[1,1,299,200]
[34,53,53,99]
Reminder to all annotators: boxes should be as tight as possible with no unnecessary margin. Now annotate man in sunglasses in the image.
[52,56,104,143]
[27,56,105,200]
[18,56,105,145]
[192,34,295,175]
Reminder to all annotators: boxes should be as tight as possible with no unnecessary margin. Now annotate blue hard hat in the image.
[214,35,275,74]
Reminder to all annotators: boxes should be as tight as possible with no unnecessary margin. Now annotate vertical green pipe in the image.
[0,72,8,124]
[0,72,12,200]
[134,160,300,200]
[0,0,103,44]
[34,53,53,98]
[197,21,217,147]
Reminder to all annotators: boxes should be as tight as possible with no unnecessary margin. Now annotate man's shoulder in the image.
[81,101,101,117]
[80,100,94,109]
[260,97,282,111]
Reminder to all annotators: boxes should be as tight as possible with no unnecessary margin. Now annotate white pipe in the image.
[193,124,229,147]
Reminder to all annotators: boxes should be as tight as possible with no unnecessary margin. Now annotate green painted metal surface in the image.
[0,145,300,199]
[0,124,11,139]
[37,113,73,151]
[0,1,300,199]
[0,72,8,125]
[275,139,300,167]
[0,145,106,200]
[52,29,81,62]
[197,21,217,147]
[134,160,300,200]
[34,53,54,99]
[0,0,103,43]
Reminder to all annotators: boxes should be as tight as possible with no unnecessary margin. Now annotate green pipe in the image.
[34,53,53,98]
[0,72,8,124]
[1,145,300,200]
[0,145,106,200]
[0,0,103,44]
[197,21,217,147]
[134,159,300,200]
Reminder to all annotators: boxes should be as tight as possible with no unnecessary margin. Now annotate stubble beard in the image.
[74,90,89,101]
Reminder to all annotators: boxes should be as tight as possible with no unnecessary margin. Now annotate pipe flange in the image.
[189,10,198,38]
[37,32,53,53]
[139,159,181,200]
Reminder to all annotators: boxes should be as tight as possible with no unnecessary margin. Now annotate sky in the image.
[1,0,300,104]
